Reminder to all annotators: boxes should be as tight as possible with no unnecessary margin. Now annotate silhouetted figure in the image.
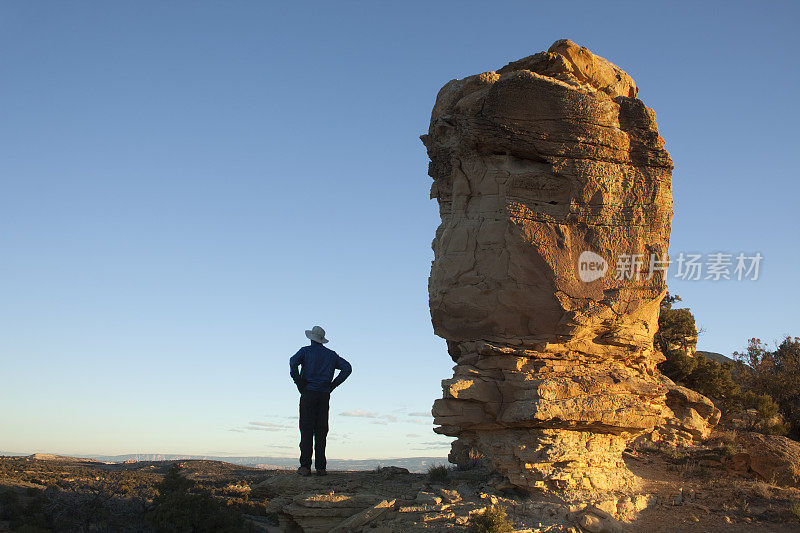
[289,325,352,476]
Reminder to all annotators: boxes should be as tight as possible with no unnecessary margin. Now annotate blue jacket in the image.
[290,341,352,393]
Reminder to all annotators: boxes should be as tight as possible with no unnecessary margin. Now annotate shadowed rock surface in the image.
[421,39,702,493]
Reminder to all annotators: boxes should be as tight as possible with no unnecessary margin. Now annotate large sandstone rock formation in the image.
[422,39,681,492]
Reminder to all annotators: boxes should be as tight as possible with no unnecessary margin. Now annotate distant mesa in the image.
[697,350,735,365]
[27,453,98,462]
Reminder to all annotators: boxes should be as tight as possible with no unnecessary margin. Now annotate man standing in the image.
[289,325,352,477]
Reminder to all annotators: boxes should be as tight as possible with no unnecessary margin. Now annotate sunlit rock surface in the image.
[422,39,683,492]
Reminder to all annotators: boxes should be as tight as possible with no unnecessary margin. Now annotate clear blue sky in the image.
[1,1,798,460]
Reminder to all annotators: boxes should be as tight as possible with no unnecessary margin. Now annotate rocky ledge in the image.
[251,437,800,532]
[253,465,648,532]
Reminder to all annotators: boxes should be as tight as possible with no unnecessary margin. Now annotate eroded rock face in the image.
[422,39,676,492]
[641,375,721,448]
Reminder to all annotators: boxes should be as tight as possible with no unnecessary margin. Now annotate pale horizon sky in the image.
[2,1,799,460]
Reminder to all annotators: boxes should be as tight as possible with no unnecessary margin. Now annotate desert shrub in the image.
[427,464,449,484]
[718,443,738,457]
[751,481,774,499]
[0,489,21,520]
[656,295,738,401]
[456,448,485,471]
[146,463,243,532]
[469,505,514,533]
[790,462,800,483]
[735,337,800,439]
[740,390,780,419]
[655,294,699,380]
[0,491,51,531]
[655,294,788,435]
[221,483,251,497]
[684,354,740,404]
[661,446,689,462]
[790,501,800,521]
[223,496,267,516]
[737,390,790,435]
[711,429,737,445]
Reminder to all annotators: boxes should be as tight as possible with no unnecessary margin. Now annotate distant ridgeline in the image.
[696,351,736,365]
[0,453,447,473]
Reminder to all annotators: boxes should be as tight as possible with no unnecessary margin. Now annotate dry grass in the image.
[222,483,251,496]
[718,443,739,457]
[712,429,738,446]
[752,481,774,500]
[706,429,744,457]
[789,463,800,485]
[469,505,513,533]
[457,449,486,471]
[660,446,689,462]
[670,455,715,480]
[427,464,449,484]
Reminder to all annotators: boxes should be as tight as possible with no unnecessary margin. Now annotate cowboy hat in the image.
[305,325,329,344]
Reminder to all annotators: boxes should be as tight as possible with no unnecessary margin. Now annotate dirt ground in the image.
[625,450,800,532]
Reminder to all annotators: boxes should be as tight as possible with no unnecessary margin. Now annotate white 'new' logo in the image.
[577,251,608,282]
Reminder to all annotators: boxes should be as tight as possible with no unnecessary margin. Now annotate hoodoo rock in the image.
[422,39,685,493]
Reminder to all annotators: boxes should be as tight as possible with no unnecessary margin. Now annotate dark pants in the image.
[299,390,330,470]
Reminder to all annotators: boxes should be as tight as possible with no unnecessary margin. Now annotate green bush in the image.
[735,337,800,439]
[469,506,514,533]
[657,294,738,401]
[655,294,699,380]
[655,294,788,435]
[737,390,789,434]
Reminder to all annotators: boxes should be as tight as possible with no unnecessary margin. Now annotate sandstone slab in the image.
[737,432,800,487]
